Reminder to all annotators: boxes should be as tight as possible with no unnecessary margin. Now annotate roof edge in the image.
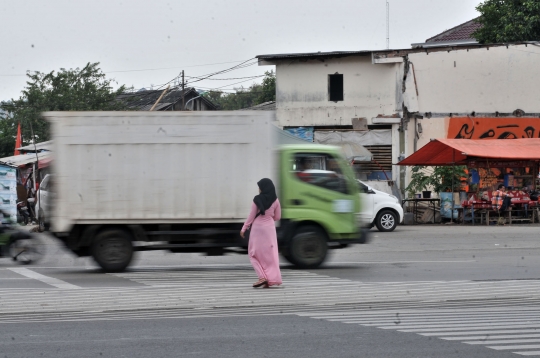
[425,17,481,42]
[256,50,373,61]
[258,41,540,63]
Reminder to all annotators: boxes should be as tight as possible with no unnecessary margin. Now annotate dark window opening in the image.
[328,73,343,102]
[367,124,392,130]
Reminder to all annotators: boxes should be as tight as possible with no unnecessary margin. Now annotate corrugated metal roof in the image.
[117,87,217,111]
[16,140,53,152]
[257,50,374,61]
[239,101,276,111]
[0,151,52,167]
[138,103,173,111]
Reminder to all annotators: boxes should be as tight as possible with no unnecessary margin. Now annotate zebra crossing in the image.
[299,302,540,356]
[2,266,540,355]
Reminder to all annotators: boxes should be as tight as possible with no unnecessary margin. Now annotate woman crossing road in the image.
[240,178,282,288]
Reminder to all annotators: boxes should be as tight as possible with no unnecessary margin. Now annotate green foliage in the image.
[406,166,433,196]
[203,70,275,110]
[406,165,468,196]
[474,0,540,43]
[256,70,276,104]
[0,62,127,157]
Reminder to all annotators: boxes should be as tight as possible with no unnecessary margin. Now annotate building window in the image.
[328,73,343,102]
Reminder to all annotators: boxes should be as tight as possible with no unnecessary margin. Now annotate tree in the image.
[406,165,468,197]
[202,70,276,110]
[255,70,276,104]
[0,62,127,157]
[474,0,540,43]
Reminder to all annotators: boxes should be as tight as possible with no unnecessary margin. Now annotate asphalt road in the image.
[2,224,540,358]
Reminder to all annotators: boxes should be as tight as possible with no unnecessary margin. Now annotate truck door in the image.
[282,152,358,238]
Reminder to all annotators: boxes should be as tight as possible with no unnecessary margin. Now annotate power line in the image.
[185,74,264,81]
[190,58,257,78]
[203,90,266,95]
[206,77,264,90]
[196,86,262,92]
[105,59,252,74]
[184,59,258,85]
[127,58,258,95]
[0,59,255,77]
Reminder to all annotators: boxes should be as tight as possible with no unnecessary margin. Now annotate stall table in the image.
[461,198,539,225]
[402,198,441,224]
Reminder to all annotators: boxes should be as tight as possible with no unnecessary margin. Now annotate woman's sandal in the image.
[253,278,268,288]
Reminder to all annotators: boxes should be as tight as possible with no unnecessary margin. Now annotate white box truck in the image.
[43,111,367,272]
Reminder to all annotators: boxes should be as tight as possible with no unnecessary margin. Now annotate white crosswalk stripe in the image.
[3,267,540,355]
[302,304,540,356]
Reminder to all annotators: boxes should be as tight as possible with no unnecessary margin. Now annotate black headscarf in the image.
[253,178,277,215]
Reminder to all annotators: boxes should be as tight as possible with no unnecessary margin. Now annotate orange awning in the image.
[398,138,540,166]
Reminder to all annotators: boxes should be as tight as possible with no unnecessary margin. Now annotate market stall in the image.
[0,149,52,224]
[398,138,540,225]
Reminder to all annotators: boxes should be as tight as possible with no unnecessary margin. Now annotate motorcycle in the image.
[16,198,37,226]
[0,210,44,264]
[17,201,30,225]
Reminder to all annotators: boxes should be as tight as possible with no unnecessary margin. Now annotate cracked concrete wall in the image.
[400,44,540,196]
[405,44,540,114]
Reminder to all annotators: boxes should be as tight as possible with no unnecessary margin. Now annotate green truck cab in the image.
[277,145,367,268]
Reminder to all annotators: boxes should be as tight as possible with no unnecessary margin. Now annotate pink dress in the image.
[241,199,282,286]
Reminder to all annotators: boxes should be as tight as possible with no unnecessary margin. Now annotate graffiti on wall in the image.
[448,117,540,140]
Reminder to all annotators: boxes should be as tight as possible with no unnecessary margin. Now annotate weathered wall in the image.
[406,44,540,114]
[402,44,540,196]
[264,43,540,196]
[274,56,401,127]
[416,117,449,148]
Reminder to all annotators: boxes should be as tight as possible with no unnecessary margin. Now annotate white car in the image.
[35,174,53,230]
[357,180,403,232]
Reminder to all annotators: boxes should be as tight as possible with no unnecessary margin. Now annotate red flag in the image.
[14,123,22,156]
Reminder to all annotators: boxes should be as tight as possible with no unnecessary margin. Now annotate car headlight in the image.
[389,195,398,203]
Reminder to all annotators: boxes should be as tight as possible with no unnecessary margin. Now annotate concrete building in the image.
[257,40,540,198]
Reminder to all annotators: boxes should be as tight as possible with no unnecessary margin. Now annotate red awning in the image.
[398,138,540,166]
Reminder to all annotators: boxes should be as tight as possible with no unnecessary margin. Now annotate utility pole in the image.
[181,70,185,111]
[386,1,390,49]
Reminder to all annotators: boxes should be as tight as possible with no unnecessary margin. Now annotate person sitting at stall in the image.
[492,184,513,225]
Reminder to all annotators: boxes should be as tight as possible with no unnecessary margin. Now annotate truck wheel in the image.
[91,229,133,272]
[284,225,328,269]
[375,210,398,232]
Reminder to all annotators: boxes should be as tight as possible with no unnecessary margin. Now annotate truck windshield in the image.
[291,153,350,194]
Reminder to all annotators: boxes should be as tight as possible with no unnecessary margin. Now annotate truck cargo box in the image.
[44,111,277,233]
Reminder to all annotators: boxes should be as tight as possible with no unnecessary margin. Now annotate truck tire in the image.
[375,210,398,232]
[283,225,328,269]
[91,229,133,272]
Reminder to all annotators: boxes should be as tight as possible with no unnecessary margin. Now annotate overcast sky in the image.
[0,0,479,101]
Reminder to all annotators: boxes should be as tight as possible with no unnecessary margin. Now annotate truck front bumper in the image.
[330,227,370,246]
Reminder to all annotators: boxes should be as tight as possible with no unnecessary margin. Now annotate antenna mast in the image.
[386,1,390,49]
